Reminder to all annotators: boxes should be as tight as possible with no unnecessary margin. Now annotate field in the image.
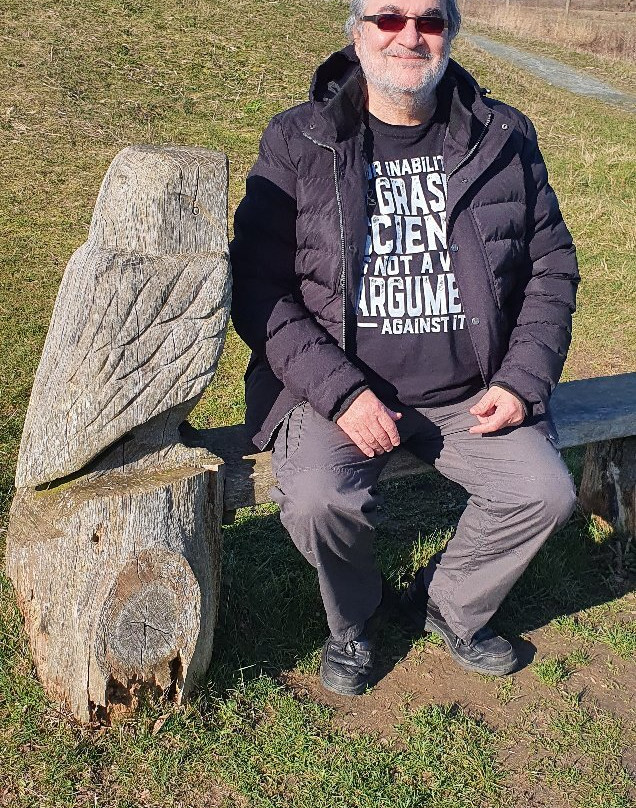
[462,0,636,62]
[1,0,635,806]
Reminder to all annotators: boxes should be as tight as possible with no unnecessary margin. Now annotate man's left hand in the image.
[468,386,525,434]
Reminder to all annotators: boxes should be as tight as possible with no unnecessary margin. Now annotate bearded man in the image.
[230,0,579,695]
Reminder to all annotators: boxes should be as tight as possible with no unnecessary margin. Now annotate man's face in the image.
[353,0,450,100]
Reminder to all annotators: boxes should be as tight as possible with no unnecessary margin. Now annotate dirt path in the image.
[464,33,636,112]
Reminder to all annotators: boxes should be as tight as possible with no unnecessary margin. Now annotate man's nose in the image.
[395,18,422,48]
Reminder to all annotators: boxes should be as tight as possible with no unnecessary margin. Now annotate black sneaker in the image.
[319,634,374,696]
[401,577,518,676]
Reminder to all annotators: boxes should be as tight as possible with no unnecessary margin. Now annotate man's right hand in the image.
[336,389,402,458]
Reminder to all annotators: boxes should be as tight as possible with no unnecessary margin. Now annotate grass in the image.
[494,677,520,705]
[516,692,635,808]
[0,668,510,808]
[1,0,635,805]
[532,648,590,687]
[552,607,636,658]
[462,20,636,97]
[462,0,636,62]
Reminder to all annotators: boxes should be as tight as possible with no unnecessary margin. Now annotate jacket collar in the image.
[309,44,492,152]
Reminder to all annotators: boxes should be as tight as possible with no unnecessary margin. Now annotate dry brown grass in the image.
[462,0,636,61]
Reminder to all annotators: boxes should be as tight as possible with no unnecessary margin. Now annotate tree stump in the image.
[579,438,636,545]
[5,145,231,724]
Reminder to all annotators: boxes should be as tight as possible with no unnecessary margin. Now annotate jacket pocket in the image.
[468,208,501,308]
[469,205,525,310]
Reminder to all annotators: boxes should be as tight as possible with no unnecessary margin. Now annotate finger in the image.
[470,401,496,416]
[340,423,375,457]
[377,410,401,447]
[468,411,511,434]
[369,425,394,453]
[358,424,387,454]
[352,431,376,457]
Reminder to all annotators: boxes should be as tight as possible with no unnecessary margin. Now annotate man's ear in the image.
[352,24,361,56]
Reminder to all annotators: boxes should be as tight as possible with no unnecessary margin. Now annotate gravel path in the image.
[464,33,636,112]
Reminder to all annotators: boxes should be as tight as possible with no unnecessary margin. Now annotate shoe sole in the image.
[401,592,517,677]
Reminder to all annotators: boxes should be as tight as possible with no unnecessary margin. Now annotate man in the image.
[230,0,579,695]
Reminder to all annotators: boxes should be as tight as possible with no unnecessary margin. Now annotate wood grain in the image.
[6,459,223,723]
[15,146,230,489]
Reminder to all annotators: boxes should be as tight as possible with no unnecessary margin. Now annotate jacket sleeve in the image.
[489,116,579,416]
[230,115,367,420]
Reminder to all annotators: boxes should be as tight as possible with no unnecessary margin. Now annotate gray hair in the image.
[345,0,461,41]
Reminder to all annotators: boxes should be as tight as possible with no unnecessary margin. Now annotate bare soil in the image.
[281,620,636,806]
[283,626,634,733]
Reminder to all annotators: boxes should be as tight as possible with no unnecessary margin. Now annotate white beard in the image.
[359,40,450,106]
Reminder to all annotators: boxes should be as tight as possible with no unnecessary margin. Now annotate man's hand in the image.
[336,389,402,457]
[469,386,525,435]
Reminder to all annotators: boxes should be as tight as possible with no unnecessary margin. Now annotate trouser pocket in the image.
[276,402,307,470]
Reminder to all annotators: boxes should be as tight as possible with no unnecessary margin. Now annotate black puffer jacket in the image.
[230,45,579,450]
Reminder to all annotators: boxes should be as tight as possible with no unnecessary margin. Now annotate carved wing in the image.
[16,245,230,488]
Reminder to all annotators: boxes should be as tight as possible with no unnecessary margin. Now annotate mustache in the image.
[384,49,433,59]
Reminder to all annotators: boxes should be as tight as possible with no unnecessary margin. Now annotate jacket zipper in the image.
[303,132,348,352]
[446,111,493,392]
[447,112,493,179]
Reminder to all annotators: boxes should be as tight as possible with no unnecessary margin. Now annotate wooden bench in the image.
[182,372,636,538]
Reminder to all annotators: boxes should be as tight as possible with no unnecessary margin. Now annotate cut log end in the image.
[95,549,200,688]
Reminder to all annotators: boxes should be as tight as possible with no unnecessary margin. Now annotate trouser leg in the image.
[405,393,578,641]
[270,403,391,643]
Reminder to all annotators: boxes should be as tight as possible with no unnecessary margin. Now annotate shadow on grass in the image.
[204,448,634,698]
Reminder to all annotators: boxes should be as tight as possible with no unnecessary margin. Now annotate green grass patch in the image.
[528,693,635,808]
[533,656,572,687]
[552,606,636,659]
[1,667,510,808]
[494,677,520,706]
[532,648,590,687]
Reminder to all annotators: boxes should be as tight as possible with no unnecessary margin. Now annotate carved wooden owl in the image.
[16,145,231,488]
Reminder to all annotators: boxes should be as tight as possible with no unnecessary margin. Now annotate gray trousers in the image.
[270,390,577,644]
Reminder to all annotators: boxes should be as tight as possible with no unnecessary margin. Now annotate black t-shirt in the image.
[355,101,482,407]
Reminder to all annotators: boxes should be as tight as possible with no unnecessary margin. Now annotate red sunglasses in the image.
[362,14,448,35]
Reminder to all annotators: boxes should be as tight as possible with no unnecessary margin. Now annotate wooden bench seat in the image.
[182,373,636,525]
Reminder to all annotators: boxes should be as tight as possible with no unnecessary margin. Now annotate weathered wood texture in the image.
[182,374,636,530]
[6,456,224,724]
[15,145,230,489]
[579,438,636,541]
[549,373,636,448]
[6,145,231,724]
